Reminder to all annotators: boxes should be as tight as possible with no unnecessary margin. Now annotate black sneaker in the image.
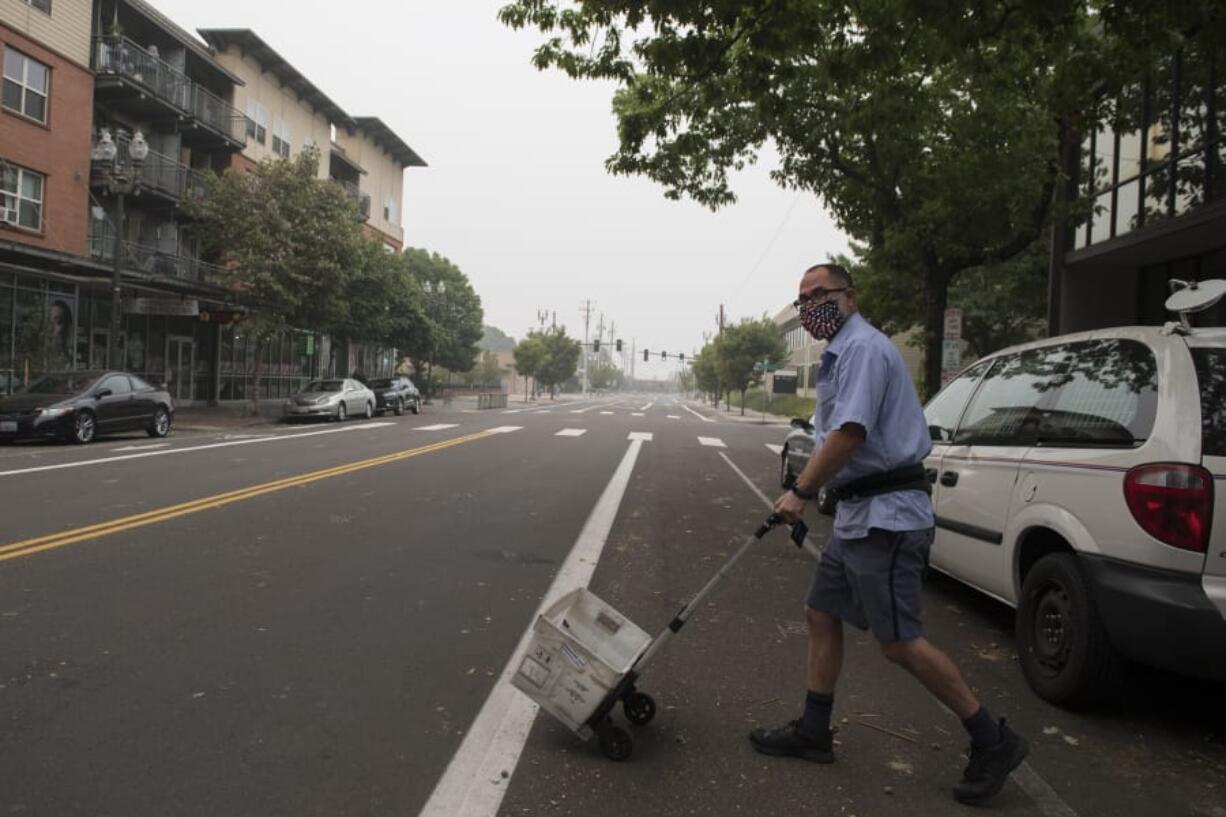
[748,719,834,763]
[953,719,1029,806]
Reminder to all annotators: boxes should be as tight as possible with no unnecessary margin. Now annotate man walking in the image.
[753,262,1029,806]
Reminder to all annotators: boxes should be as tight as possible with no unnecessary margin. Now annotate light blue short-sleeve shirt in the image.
[813,312,934,538]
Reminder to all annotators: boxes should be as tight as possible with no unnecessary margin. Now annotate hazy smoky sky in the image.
[153,0,850,379]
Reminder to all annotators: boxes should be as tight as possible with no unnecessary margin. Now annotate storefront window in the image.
[0,280,12,395]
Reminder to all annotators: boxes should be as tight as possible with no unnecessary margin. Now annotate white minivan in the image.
[923,325,1225,705]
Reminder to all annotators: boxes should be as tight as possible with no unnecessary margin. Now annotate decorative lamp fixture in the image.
[128,130,150,163]
[93,129,118,163]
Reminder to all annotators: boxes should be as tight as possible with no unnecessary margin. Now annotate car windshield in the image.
[303,380,344,393]
[367,379,392,389]
[21,373,99,395]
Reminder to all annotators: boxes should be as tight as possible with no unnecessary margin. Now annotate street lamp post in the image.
[91,128,148,371]
[423,279,447,404]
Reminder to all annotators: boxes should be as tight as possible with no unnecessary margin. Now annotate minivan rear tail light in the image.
[1123,463,1214,553]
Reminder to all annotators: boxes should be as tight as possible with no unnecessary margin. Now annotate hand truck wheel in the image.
[596,722,633,761]
[622,691,657,726]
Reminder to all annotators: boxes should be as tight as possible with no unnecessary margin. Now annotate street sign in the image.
[941,339,962,370]
[943,307,963,340]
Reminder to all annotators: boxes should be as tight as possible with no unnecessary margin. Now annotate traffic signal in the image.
[643,349,649,361]
[615,339,623,352]
[679,353,685,362]
[593,339,600,352]
[660,351,667,360]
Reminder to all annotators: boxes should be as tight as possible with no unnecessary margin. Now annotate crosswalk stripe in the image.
[698,436,726,448]
[555,428,587,437]
[628,431,653,441]
[766,444,783,455]
[414,424,459,431]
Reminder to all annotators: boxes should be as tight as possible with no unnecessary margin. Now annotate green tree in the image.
[716,317,788,415]
[404,248,485,390]
[500,1,1223,397]
[588,360,624,391]
[479,325,517,353]
[690,344,721,405]
[512,332,546,401]
[187,148,366,412]
[472,350,507,388]
[535,328,582,396]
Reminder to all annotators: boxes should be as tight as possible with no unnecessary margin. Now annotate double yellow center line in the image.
[0,429,495,564]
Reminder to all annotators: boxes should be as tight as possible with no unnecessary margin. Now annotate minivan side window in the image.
[1191,348,1226,457]
[923,361,989,443]
[953,348,1063,446]
[1039,339,1157,447]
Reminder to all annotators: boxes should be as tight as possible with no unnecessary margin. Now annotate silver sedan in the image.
[283,378,376,422]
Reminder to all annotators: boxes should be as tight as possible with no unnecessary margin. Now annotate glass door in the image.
[167,335,194,403]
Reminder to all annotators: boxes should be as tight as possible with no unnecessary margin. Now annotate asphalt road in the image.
[0,395,1222,817]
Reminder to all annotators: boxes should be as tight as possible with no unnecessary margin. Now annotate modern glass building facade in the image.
[1051,39,1226,331]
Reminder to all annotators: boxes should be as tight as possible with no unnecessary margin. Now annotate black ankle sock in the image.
[962,706,1002,748]
[801,690,833,736]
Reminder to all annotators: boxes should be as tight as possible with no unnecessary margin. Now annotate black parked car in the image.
[364,376,420,416]
[0,371,174,444]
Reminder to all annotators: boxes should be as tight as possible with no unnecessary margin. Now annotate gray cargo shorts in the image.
[806,527,934,642]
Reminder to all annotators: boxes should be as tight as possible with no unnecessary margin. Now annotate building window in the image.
[3,47,50,123]
[245,99,267,145]
[383,196,398,223]
[1,163,44,231]
[25,0,51,13]
[271,119,291,159]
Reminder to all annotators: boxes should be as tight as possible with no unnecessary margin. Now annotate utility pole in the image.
[580,299,593,396]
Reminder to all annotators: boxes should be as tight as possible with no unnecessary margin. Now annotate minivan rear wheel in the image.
[1017,552,1120,707]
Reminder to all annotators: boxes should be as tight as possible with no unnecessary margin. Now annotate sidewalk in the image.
[685,397,795,426]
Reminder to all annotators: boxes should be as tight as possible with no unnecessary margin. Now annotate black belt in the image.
[827,463,931,503]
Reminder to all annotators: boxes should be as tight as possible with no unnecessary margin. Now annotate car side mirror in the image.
[94,388,113,399]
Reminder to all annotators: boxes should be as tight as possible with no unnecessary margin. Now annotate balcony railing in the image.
[190,84,247,146]
[91,135,210,203]
[334,178,372,220]
[93,35,191,111]
[93,35,247,148]
[88,229,226,285]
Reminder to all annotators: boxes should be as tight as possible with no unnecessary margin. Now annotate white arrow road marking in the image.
[766,444,783,455]
[554,428,587,437]
[698,436,726,448]
[413,424,459,431]
[418,433,651,817]
[683,405,715,423]
[486,426,523,434]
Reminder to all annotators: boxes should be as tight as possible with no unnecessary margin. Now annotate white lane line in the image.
[639,403,652,411]
[350,421,396,429]
[554,428,587,437]
[569,409,585,414]
[631,412,645,417]
[111,443,172,452]
[413,424,459,431]
[765,444,783,455]
[0,423,396,479]
[628,431,653,441]
[599,411,615,415]
[667,415,681,420]
[419,434,651,817]
[698,436,726,448]
[487,426,523,434]
[534,410,552,414]
[683,404,715,423]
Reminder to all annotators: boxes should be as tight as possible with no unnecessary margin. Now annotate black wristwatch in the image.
[790,483,818,500]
